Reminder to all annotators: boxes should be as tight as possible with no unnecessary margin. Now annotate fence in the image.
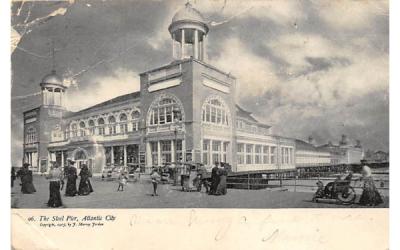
[226,173,389,192]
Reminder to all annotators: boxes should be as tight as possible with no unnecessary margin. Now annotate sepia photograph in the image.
[11,0,389,209]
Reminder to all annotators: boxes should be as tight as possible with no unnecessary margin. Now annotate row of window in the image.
[105,144,140,166]
[70,110,140,130]
[25,127,38,144]
[237,144,277,165]
[236,120,270,135]
[66,121,140,138]
[150,140,183,165]
[202,140,229,165]
[202,98,230,126]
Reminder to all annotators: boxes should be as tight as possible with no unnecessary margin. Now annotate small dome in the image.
[41,70,63,86]
[172,2,206,24]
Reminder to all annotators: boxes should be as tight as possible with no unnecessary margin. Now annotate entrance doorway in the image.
[74,149,89,174]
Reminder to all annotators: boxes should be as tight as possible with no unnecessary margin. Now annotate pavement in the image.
[11,175,389,209]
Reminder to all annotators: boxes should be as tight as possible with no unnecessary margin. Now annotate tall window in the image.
[108,116,116,135]
[237,143,244,164]
[25,127,37,143]
[202,97,230,126]
[255,145,262,164]
[263,146,270,164]
[161,140,172,164]
[150,142,158,165]
[119,113,128,134]
[131,110,140,131]
[203,140,209,165]
[176,140,183,162]
[212,141,221,164]
[79,121,86,136]
[71,123,78,137]
[148,96,183,126]
[88,120,95,135]
[270,146,276,164]
[98,118,105,135]
[113,146,124,166]
[105,146,112,165]
[246,144,253,164]
[127,144,139,165]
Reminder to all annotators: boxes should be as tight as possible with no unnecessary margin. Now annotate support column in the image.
[157,141,161,166]
[111,146,114,166]
[209,139,213,164]
[124,145,127,167]
[194,29,199,59]
[220,141,223,163]
[171,139,176,163]
[203,34,207,61]
[146,142,151,169]
[181,29,185,59]
[61,151,64,169]
[172,33,176,59]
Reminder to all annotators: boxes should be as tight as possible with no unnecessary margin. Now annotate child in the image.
[117,171,128,191]
[150,168,160,196]
[312,180,325,202]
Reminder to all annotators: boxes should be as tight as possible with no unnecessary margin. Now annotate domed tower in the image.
[40,69,67,108]
[168,2,209,61]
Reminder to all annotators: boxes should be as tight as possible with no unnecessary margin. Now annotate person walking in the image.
[11,167,16,189]
[117,170,128,191]
[197,164,209,193]
[208,162,220,195]
[46,163,63,208]
[215,163,228,195]
[78,164,93,195]
[150,167,160,196]
[20,163,36,194]
[65,160,78,196]
[359,165,383,206]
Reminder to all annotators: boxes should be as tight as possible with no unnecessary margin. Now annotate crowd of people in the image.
[208,162,230,196]
[12,160,384,207]
[11,160,94,208]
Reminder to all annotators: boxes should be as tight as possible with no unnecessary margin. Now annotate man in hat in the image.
[65,159,78,196]
[20,163,36,194]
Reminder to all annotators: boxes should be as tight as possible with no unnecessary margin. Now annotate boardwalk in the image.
[11,176,388,209]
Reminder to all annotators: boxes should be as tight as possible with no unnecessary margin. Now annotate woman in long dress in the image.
[47,163,63,208]
[65,160,78,196]
[78,164,93,195]
[20,163,36,194]
[215,164,228,195]
[359,165,383,206]
[209,163,220,195]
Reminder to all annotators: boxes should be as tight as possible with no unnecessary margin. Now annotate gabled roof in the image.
[66,91,140,118]
[236,105,258,123]
[296,139,330,152]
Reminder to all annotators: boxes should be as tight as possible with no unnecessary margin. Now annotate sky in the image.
[11,0,389,165]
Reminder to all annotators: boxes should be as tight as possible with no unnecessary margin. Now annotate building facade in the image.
[318,135,364,165]
[22,3,296,174]
[295,137,331,168]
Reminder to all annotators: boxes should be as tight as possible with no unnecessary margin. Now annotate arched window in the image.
[131,110,140,119]
[148,95,183,126]
[98,118,105,135]
[79,121,86,136]
[108,115,116,135]
[71,123,78,137]
[202,96,230,126]
[131,110,140,132]
[119,113,128,134]
[88,120,95,135]
[25,127,37,144]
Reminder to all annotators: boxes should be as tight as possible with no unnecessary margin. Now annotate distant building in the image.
[22,3,296,174]
[295,137,331,168]
[318,135,364,165]
[364,150,389,163]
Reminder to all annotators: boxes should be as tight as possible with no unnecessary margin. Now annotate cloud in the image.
[65,68,140,111]
[312,0,388,30]
[211,37,280,98]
